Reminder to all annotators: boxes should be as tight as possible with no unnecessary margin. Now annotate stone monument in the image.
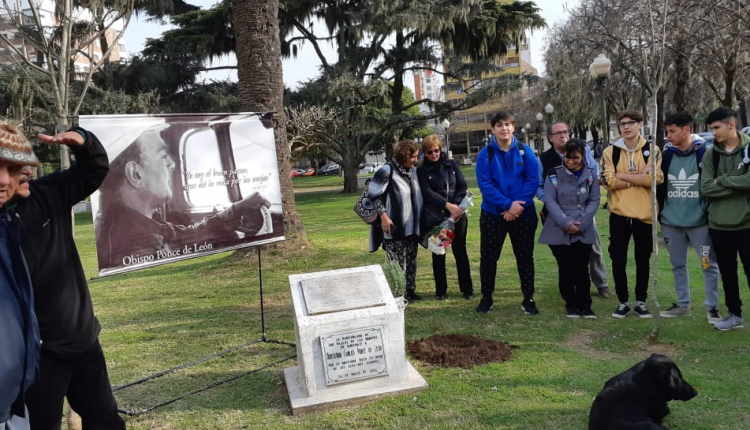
[284,265,428,414]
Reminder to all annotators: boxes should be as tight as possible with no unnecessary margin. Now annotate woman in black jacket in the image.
[417,134,475,300]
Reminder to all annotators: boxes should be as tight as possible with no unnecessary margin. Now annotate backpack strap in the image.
[612,144,650,173]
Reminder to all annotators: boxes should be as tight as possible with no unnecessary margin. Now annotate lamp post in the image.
[589,53,612,147]
[442,118,451,157]
[524,123,531,147]
[535,112,543,155]
[545,103,554,124]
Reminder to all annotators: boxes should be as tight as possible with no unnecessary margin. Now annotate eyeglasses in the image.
[550,130,570,137]
[425,149,441,155]
[619,120,639,128]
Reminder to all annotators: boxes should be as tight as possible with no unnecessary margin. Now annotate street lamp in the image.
[590,53,612,147]
[535,112,543,154]
[545,103,554,123]
[442,118,451,157]
[524,123,531,147]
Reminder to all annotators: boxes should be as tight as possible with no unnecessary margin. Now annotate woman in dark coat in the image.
[417,134,474,300]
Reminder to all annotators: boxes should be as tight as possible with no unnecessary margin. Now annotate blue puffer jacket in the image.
[0,206,40,423]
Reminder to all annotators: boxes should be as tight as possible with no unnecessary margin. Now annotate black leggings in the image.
[550,242,593,311]
[479,210,537,299]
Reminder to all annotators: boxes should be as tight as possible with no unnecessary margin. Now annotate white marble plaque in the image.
[301,273,385,315]
[320,328,388,385]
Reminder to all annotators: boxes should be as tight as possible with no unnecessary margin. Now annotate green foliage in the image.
[381,258,406,298]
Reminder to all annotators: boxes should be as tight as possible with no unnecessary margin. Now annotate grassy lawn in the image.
[78,168,750,429]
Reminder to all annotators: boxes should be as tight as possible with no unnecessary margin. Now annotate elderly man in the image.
[12,127,127,430]
[0,122,40,430]
[536,121,612,299]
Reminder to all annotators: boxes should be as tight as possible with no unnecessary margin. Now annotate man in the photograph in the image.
[657,112,721,324]
[95,125,272,269]
[0,122,40,430]
[601,110,663,319]
[12,127,126,430]
[700,107,750,331]
[536,121,612,299]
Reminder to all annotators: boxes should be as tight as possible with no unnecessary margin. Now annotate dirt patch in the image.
[563,330,615,360]
[406,334,517,368]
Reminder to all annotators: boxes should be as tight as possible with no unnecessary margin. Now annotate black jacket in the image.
[417,153,467,233]
[14,128,109,358]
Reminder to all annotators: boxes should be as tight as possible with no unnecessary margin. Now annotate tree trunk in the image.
[590,125,599,145]
[342,159,360,194]
[655,87,665,149]
[233,0,307,245]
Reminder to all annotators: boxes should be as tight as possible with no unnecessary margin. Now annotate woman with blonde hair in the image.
[417,134,474,300]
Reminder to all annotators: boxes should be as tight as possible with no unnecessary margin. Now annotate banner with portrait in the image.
[81,113,286,276]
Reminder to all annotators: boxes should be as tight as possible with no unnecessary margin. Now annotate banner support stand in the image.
[114,244,295,416]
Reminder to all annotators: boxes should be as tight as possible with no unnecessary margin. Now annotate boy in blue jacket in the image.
[475,111,540,314]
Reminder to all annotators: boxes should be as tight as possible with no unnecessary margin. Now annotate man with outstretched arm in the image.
[13,128,127,430]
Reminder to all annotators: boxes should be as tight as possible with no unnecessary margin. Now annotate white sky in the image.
[123,0,580,88]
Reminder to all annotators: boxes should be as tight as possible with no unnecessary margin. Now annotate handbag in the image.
[354,178,380,224]
[354,163,393,224]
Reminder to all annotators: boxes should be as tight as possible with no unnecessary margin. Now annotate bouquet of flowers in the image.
[426,191,475,255]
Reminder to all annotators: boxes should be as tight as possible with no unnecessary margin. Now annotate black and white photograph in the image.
[82,113,285,276]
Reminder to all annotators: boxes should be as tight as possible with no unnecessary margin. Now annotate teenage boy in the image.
[657,112,721,323]
[475,111,540,314]
[536,121,612,299]
[700,107,750,331]
[600,110,663,319]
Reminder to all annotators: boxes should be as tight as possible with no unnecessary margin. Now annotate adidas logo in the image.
[668,168,699,198]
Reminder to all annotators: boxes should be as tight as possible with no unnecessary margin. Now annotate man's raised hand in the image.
[38,131,84,146]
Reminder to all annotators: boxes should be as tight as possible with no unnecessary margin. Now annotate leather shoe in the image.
[597,287,612,299]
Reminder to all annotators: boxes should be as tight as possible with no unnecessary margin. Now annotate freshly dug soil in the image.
[406,334,517,368]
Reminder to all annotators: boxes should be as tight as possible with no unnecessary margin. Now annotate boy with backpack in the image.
[600,110,664,319]
[657,112,721,324]
[700,107,750,331]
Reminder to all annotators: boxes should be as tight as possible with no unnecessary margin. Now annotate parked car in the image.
[302,167,316,177]
[290,168,305,178]
[318,163,340,175]
[358,162,384,174]
[696,132,714,148]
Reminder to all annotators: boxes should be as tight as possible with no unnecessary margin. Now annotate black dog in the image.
[588,353,698,430]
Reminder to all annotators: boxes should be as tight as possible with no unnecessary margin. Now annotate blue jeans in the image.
[661,224,720,309]
[0,407,29,430]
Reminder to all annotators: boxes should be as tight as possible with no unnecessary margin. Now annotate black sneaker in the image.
[476,297,493,313]
[566,308,580,318]
[435,294,447,301]
[405,291,423,303]
[521,298,539,315]
[580,309,597,319]
[633,302,653,319]
[612,303,630,319]
[463,293,475,300]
